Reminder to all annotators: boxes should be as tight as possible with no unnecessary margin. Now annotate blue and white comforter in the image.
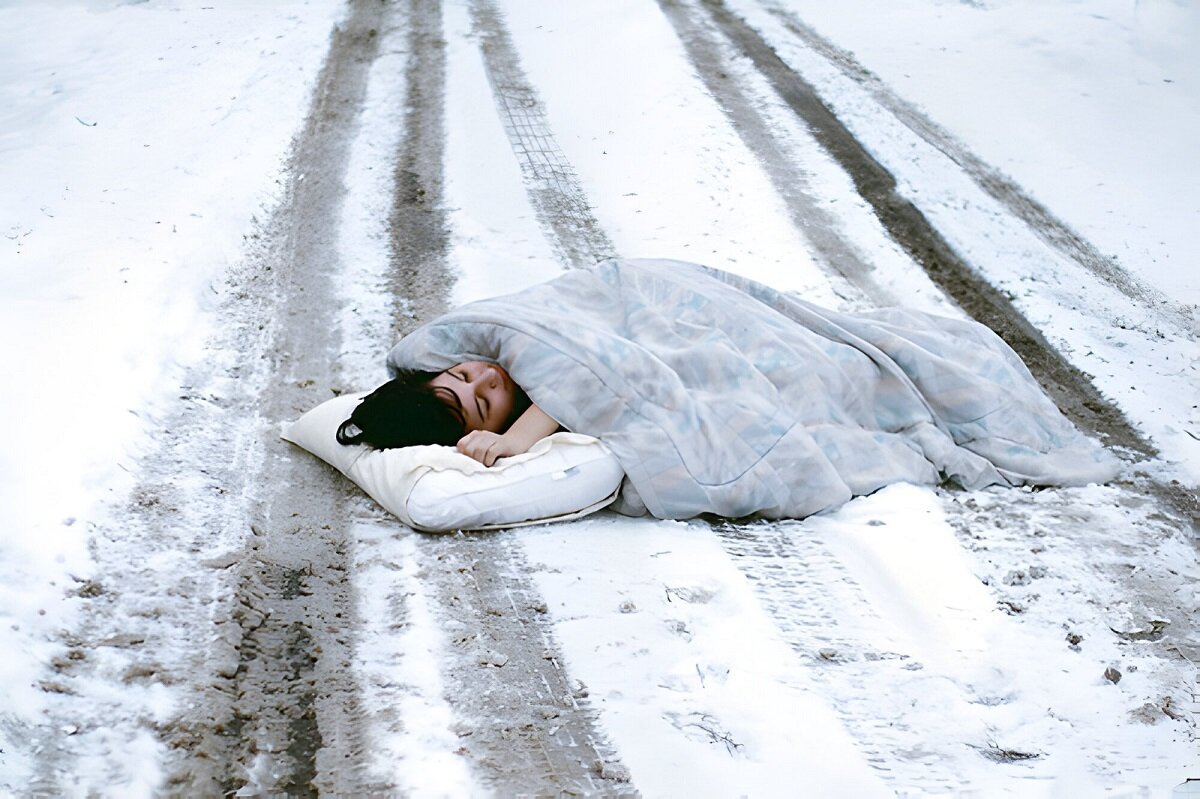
[388,259,1118,519]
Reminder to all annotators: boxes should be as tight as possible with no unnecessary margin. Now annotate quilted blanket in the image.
[387,259,1118,519]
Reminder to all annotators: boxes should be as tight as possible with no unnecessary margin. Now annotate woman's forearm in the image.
[501,403,560,454]
[456,402,560,466]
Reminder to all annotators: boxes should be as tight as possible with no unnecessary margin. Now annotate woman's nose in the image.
[472,364,500,390]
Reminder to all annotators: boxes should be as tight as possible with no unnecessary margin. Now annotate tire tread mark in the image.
[389,4,635,791]
[161,1,394,792]
[419,533,638,796]
[712,521,970,791]
[469,0,617,268]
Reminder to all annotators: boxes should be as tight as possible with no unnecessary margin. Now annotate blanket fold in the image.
[388,259,1118,519]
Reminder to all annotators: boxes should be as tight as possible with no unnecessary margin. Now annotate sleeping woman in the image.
[335,361,559,467]
[337,258,1118,521]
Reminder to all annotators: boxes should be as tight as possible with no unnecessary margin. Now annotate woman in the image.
[341,258,1118,521]
[336,361,559,467]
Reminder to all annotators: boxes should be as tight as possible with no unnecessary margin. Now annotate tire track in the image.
[712,521,964,791]
[159,2,395,793]
[390,2,634,791]
[31,2,395,793]
[421,534,635,795]
[656,0,892,306]
[758,1,1194,332]
[389,0,453,335]
[32,0,386,789]
[468,0,617,268]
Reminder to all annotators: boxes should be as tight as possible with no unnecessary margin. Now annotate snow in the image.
[2,0,1196,795]
[0,0,346,790]
[499,0,843,303]
[523,517,893,797]
[351,522,477,796]
[522,483,1198,796]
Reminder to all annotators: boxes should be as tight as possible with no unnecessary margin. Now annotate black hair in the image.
[336,366,532,450]
[336,370,464,449]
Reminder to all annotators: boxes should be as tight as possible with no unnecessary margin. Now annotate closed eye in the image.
[431,386,466,427]
[452,369,484,426]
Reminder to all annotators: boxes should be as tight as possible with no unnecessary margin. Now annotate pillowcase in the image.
[280,392,624,532]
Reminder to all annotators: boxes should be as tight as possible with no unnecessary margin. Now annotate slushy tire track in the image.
[35,2,389,793]
[420,535,635,795]
[389,0,453,336]
[162,2,395,793]
[391,2,634,793]
[469,0,617,268]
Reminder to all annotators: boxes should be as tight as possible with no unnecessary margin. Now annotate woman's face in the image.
[429,361,517,433]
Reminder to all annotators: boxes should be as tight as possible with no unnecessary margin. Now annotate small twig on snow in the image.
[685,713,743,756]
[967,739,1042,763]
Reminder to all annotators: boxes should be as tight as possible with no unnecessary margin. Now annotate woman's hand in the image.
[456,402,561,467]
[456,430,519,467]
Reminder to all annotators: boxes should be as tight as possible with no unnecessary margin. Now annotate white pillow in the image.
[280,392,624,532]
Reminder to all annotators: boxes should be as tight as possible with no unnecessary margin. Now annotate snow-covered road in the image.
[2,0,1196,796]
